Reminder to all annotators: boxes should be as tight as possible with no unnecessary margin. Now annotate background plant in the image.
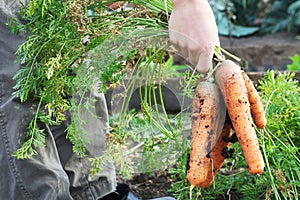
[287,54,300,71]
[261,0,300,34]
[210,0,300,36]
[210,0,260,37]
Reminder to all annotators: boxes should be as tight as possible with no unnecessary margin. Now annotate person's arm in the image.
[168,0,219,73]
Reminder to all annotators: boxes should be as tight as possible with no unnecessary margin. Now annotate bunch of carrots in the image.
[186,48,267,191]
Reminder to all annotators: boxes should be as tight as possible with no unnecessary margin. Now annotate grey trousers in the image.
[0,10,116,200]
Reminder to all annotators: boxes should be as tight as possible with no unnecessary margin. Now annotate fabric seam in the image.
[0,81,33,200]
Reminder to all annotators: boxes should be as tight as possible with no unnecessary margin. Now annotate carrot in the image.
[242,71,267,129]
[215,59,264,175]
[187,81,226,186]
[198,118,232,188]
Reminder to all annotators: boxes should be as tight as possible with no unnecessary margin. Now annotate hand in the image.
[168,0,220,73]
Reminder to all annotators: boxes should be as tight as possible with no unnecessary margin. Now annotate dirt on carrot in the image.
[242,71,267,129]
[187,81,226,187]
[198,117,232,188]
[214,59,265,175]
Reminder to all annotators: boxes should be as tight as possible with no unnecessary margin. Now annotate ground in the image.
[118,170,175,199]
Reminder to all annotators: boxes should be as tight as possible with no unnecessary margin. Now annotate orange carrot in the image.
[242,71,267,129]
[187,81,226,186]
[198,118,232,188]
[215,59,264,174]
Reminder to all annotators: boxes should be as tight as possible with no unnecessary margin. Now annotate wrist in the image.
[171,0,206,6]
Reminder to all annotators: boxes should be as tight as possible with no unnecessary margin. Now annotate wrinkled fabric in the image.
[0,1,116,199]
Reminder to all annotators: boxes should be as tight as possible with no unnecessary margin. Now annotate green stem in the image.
[214,45,241,62]
[261,136,281,200]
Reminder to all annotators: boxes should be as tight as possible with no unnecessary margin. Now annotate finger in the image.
[188,48,201,67]
[196,51,214,74]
